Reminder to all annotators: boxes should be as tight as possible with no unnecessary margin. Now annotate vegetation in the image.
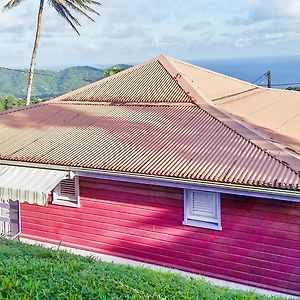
[0,95,40,112]
[286,86,300,91]
[0,65,131,100]
[0,239,287,300]
[104,64,129,76]
[3,0,100,106]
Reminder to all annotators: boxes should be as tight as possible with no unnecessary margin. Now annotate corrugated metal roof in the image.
[167,56,300,155]
[217,88,300,154]
[55,59,192,103]
[0,55,299,192]
[167,57,258,101]
[0,103,299,190]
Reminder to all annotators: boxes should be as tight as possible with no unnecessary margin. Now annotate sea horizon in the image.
[190,55,300,88]
[2,55,300,89]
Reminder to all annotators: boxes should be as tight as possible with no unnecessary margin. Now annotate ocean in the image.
[190,56,300,89]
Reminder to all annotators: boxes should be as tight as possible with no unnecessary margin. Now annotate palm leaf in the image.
[3,0,25,10]
[48,0,100,34]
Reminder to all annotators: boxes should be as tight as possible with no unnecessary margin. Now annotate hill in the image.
[0,64,131,99]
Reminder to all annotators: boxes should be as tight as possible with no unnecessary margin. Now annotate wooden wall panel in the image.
[21,177,300,296]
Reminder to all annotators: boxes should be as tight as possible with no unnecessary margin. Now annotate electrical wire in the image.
[252,71,300,88]
[268,82,300,86]
[251,72,267,84]
[258,82,300,87]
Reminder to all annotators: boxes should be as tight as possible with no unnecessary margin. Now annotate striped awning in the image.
[0,165,69,206]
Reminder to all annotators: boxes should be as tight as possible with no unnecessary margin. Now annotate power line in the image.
[265,82,300,87]
[252,71,300,88]
[0,67,54,77]
[251,73,267,84]
[258,82,300,88]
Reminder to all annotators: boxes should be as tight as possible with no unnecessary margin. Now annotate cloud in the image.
[100,25,147,40]
[175,0,206,19]
[0,0,299,67]
[227,20,300,50]
[84,42,99,52]
[182,21,210,31]
[249,0,300,20]
[0,13,24,33]
[229,0,300,25]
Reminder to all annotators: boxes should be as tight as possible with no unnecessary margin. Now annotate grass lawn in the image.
[0,239,290,300]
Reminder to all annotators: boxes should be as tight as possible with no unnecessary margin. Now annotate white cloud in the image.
[0,12,23,33]
[248,0,300,20]
[182,21,210,31]
[84,42,99,52]
[0,0,300,67]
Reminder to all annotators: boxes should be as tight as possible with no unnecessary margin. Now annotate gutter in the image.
[0,159,299,202]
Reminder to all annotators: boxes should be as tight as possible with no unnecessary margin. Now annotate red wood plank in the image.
[22,216,300,276]
[21,177,300,296]
[21,205,300,256]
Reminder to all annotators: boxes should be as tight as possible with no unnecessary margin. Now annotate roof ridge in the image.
[159,56,300,175]
[50,101,194,107]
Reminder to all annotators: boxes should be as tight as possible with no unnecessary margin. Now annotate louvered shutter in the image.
[188,190,219,224]
[60,178,76,198]
[53,177,79,207]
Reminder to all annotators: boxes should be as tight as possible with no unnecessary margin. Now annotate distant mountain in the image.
[0,64,131,99]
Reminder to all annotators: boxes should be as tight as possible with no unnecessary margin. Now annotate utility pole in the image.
[266,71,272,88]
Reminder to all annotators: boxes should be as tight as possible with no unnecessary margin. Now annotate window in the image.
[183,189,221,230]
[52,177,80,207]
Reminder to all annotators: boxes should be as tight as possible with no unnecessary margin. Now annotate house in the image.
[0,56,299,296]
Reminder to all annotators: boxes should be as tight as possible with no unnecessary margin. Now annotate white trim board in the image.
[77,171,300,203]
[20,238,298,299]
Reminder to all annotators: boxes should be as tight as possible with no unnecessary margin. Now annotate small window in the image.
[183,190,221,230]
[52,177,80,207]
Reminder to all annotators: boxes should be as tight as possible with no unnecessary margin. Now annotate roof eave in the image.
[0,159,299,202]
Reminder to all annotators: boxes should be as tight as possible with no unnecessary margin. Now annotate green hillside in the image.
[0,64,131,99]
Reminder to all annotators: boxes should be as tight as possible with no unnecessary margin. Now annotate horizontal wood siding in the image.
[21,177,300,296]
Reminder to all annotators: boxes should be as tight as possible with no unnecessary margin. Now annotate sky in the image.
[0,0,300,68]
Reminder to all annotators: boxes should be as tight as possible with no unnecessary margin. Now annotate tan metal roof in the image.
[0,55,299,191]
[0,102,299,190]
[167,57,258,101]
[167,57,300,155]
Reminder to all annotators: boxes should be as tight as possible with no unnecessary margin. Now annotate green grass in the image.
[0,239,290,300]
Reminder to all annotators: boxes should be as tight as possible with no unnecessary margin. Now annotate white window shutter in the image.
[191,191,217,219]
[184,190,221,229]
[52,176,80,207]
[60,178,76,198]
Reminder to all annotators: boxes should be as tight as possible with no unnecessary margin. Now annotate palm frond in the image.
[64,1,96,22]
[48,0,81,34]
[47,0,100,34]
[3,0,25,10]
[67,0,100,17]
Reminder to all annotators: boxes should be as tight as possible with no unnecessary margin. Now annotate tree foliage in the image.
[286,86,300,91]
[0,95,40,112]
[0,65,132,98]
[104,65,129,76]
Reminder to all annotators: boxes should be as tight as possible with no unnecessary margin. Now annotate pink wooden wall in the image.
[21,177,300,296]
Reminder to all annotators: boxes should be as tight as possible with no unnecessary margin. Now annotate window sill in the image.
[183,220,222,231]
[52,199,80,208]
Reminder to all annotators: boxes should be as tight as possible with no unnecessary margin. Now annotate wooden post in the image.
[266,71,272,88]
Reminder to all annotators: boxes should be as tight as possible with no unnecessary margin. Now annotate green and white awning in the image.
[0,165,69,206]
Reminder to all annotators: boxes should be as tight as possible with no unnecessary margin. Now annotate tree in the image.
[104,65,127,76]
[3,0,100,106]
